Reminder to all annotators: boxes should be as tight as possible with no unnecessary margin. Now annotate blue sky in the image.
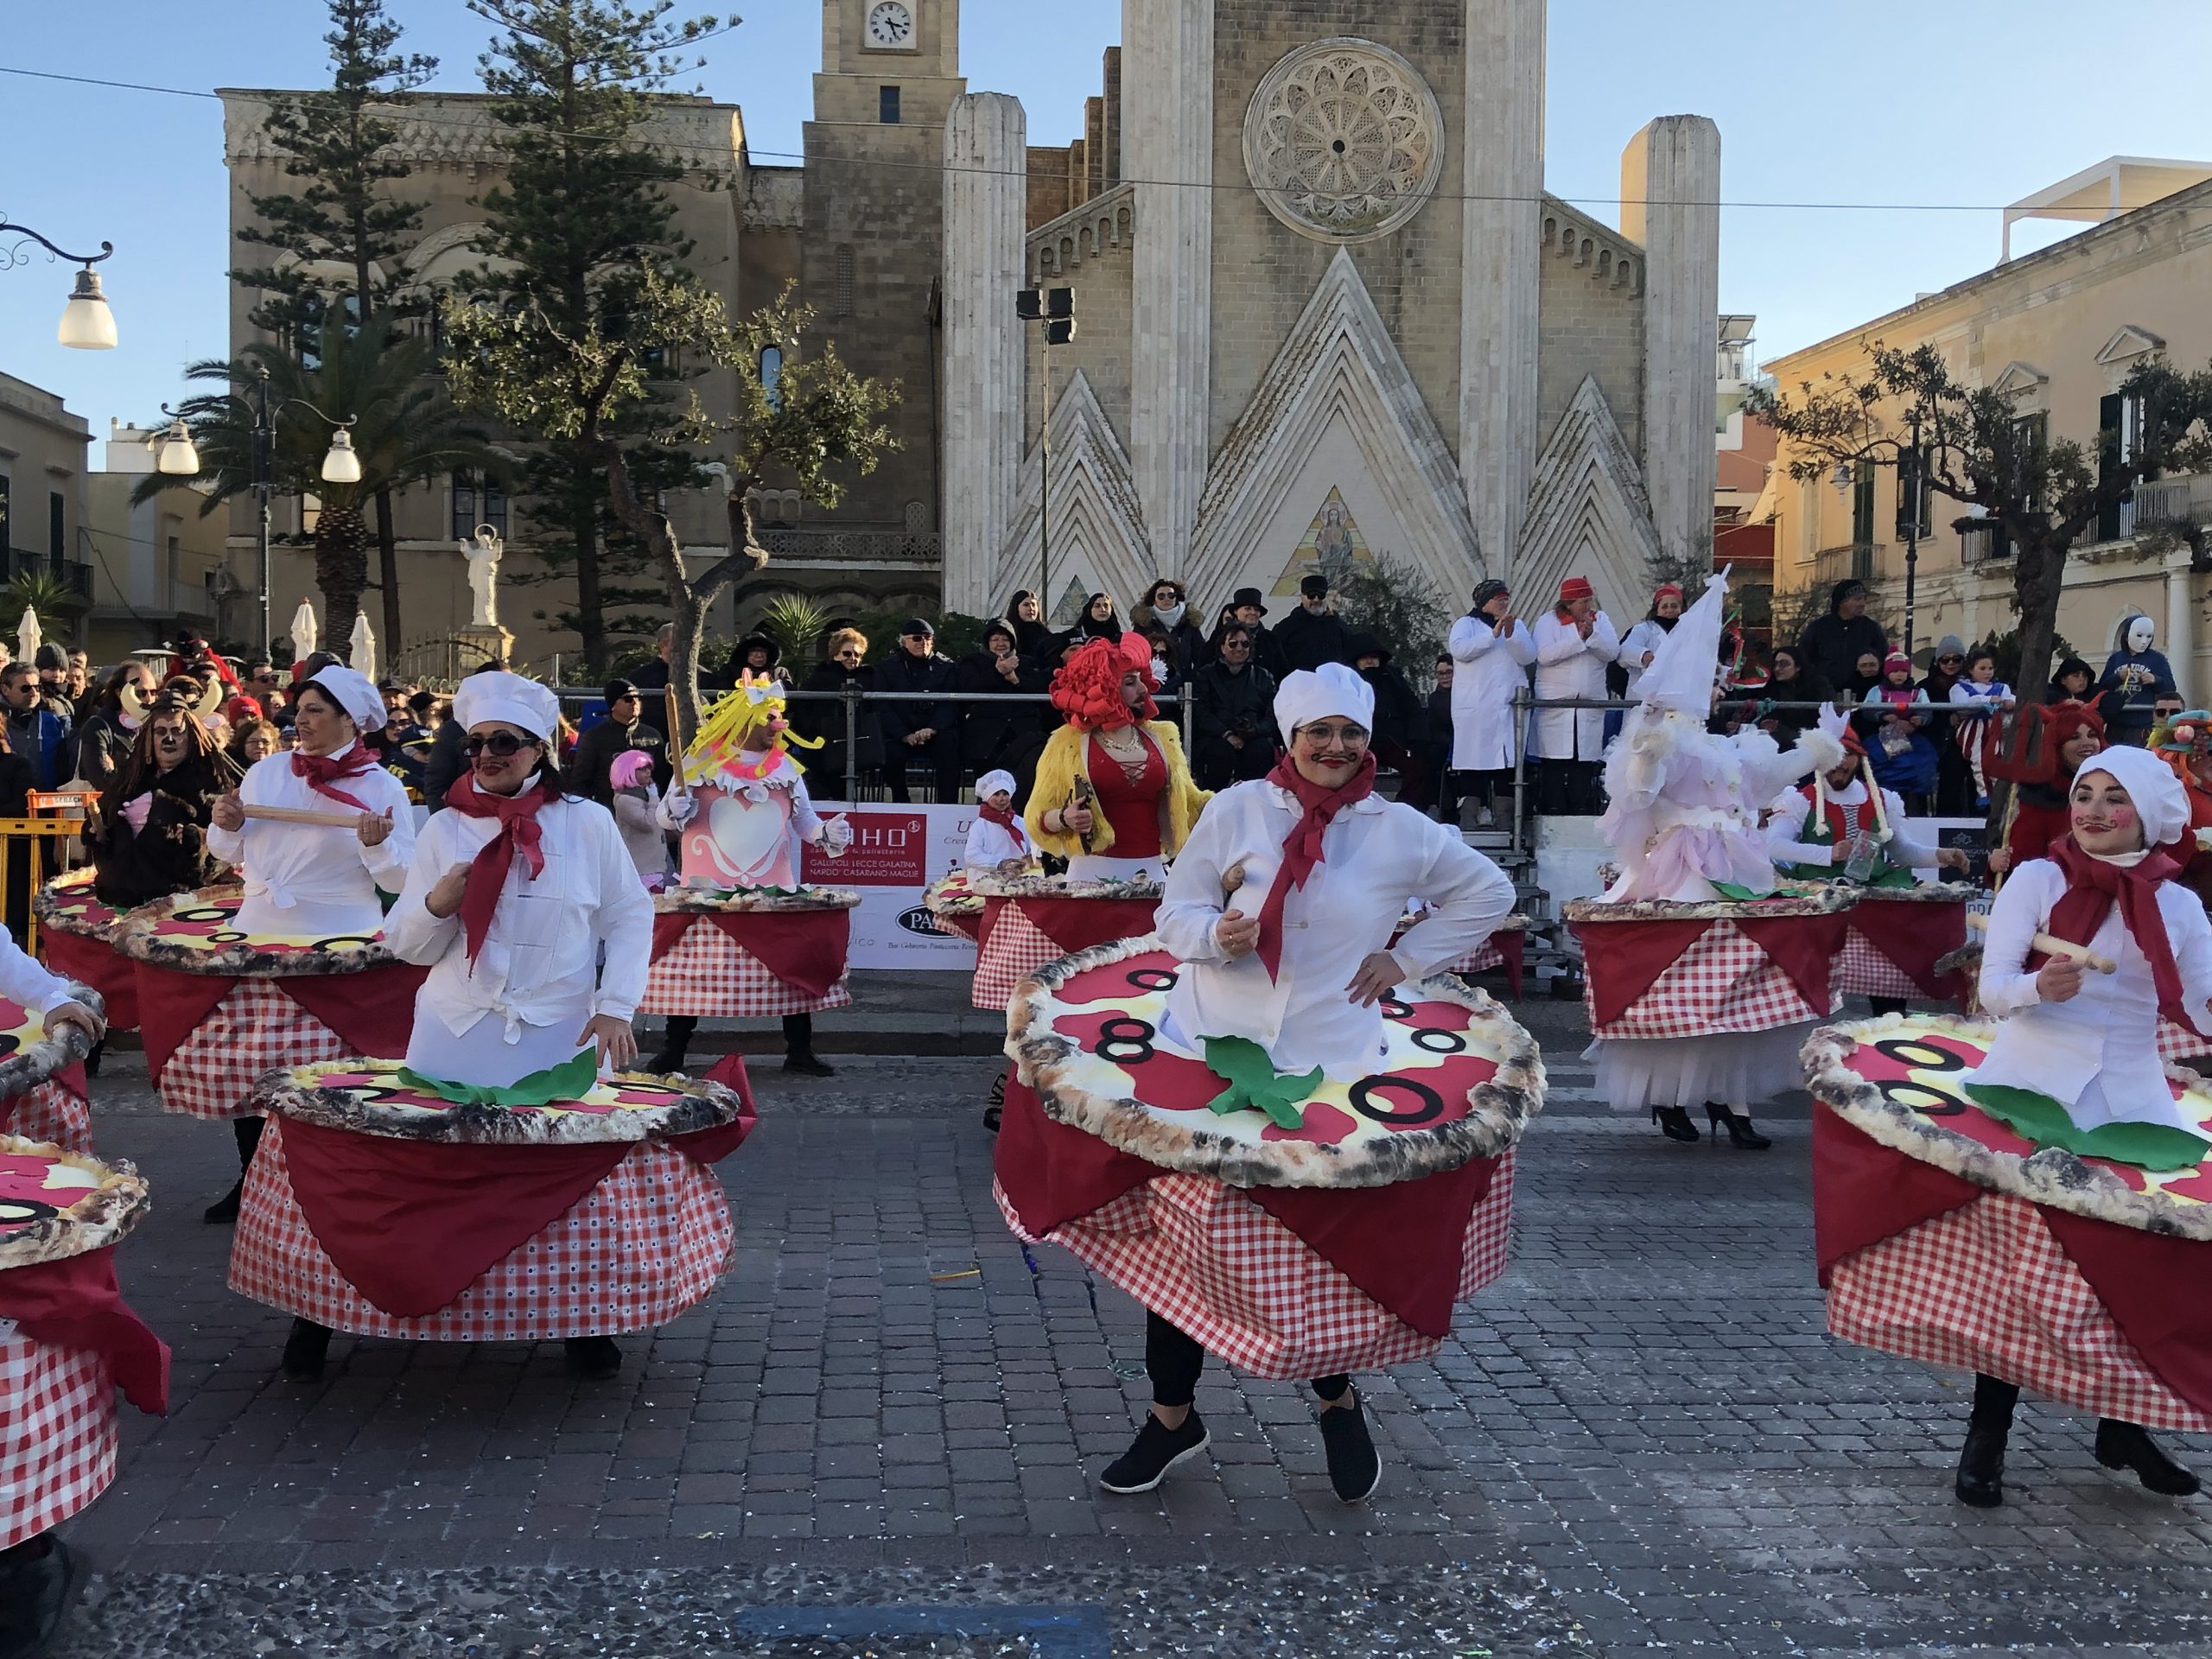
[6,0,2210,439]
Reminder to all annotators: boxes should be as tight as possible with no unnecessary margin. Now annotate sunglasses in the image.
[463,731,540,758]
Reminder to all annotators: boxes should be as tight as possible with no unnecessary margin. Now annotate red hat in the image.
[1559,576,1595,603]
[1653,582,1684,602]
[223,694,264,724]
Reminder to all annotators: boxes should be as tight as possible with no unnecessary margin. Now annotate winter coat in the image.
[1191,659,1278,752]
[571,715,671,808]
[957,646,1043,771]
[71,709,134,793]
[1128,603,1207,676]
[1796,605,1889,695]
[1271,606,1357,675]
[872,648,959,745]
[790,660,881,793]
[1355,655,1425,750]
[87,750,240,911]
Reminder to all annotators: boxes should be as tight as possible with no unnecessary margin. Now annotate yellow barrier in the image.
[0,813,89,957]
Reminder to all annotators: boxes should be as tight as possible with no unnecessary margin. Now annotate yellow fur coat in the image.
[1023,721,1210,861]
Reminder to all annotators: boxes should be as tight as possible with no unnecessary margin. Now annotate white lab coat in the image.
[206,741,415,938]
[1446,614,1535,772]
[384,796,651,1090]
[1761,779,1943,873]
[1618,619,1675,702]
[1971,855,2212,1138]
[1531,610,1620,760]
[1156,779,1516,1080]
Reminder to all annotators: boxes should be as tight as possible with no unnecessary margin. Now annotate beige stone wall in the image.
[0,375,92,650]
[1024,196,1136,451]
[1205,1,1471,459]
[1535,198,1645,459]
[1764,179,2212,690]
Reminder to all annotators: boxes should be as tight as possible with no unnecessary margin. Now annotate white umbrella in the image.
[16,607,40,665]
[289,600,318,663]
[348,612,377,683]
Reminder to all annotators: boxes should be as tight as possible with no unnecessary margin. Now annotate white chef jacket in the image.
[1157,780,1516,1080]
[207,741,415,938]
[384,795,652,1090]
[1972,854,2212,1138]
[0,932,81,1020]
[1531,610,1620,761]
[1446,615,1535,772]
[1761,779,1943,873]
[963,814,1034,871]
[1618,619,1675,702]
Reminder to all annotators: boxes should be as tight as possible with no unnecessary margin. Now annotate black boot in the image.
[1707,1103,1772,1151]
[983,1065,1007,1134]
[645,1015,697,1076]
[1956,1373,2017,1508]
[2095,1419,2202,1496]
[1867,996,1911,1019]
[0,1534,85,1659]
[205,1116,266,1224]
[564,1336,622,1379]
[782,1013,834,1077]
[282,1318,333,1383]
[1651,1105,1699,1143]
[82,1038,103,1079]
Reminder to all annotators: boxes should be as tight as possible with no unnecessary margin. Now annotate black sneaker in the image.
[644,1052,684,1076]
[1099,1411,1209,1494]
[1318,1392,1382,1503]
[564,1336,622,1380]
[202,1180,244,1224]
[0,1535,85,1659]
[783,1053,836,1077]
[282,1319,332,1383]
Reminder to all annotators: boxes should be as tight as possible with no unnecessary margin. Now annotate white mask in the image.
[2126,617,2155,654]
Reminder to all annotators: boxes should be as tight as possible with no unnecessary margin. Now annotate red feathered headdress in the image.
[1051,634,1156,732]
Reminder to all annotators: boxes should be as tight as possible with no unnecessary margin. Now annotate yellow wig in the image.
[679,671,823,786]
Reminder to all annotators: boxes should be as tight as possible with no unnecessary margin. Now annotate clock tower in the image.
[798,0,966,559]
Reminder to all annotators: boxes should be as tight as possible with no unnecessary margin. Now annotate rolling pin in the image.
[1964,911,2116,975]
[241,805,376,829]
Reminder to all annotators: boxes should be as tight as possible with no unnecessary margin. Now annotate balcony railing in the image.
[1958,522,2012,566]
[2134,473,2212,528]
[1811,543,1877,588]
[756,527,942,565]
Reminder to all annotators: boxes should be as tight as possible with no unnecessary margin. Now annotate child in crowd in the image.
[1947,648,2013,809]
[963,767,1035,873]
[610,748,671,885]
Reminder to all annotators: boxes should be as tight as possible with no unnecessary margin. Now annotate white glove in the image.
[661,789,699,827]
[818,815,853,857]
[1815,701,1850,743]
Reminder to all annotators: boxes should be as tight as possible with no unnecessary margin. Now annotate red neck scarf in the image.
[442,770,560,964]
[291,741,377,812]
[1254,751,1377,979]
[979,799,1019,831]
[2039,834,2186,1015]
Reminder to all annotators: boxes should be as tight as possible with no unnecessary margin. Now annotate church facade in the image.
[219,0,1719,664]
[943,0,1725,626]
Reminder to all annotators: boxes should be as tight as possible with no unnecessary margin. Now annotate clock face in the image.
[866,1,914,48]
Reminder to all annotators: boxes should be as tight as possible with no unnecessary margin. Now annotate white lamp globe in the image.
[57,268,117,352]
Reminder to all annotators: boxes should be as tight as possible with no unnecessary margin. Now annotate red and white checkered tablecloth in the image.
[153,978,353,1122]
[228,1117,734,1341]
[1827,1189,2212,1434]
[1586,920,1838,1041]
[1834,928,1926,1002]
[0,1331,115,1550]
[972,905,1068,1011]
[639,919,852,1019]
[995,1149,1516,1381]
[0,1083,92,1156]
[2158,1017,2212,1065]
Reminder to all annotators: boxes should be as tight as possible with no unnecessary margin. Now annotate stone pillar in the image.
[941,92,1028,616]
[1623,115,1723,571]
[2165,556,2194,704]
[1459,0,1546,588]
[1124,0,1213,577]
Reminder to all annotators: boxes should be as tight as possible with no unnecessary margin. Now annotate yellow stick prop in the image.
[242,805,368,829]
[1964,911,2116,975]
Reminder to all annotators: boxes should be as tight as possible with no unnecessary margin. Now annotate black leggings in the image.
[1145,1312,1347,1408]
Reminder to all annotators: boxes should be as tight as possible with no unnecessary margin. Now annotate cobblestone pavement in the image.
[43,986,2212,1658]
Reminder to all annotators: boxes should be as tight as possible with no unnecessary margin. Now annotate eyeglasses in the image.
[1938,655,1963,664]
[1223,639,1251,651]
[612,693,639,704]
[836,649,863,661]
[463,731,540,758]
[1296,721,1370,746]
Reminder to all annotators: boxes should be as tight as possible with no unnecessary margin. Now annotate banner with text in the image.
[803,803,976,970]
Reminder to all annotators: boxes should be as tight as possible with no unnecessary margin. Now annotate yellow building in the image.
[1764,158,2212,696]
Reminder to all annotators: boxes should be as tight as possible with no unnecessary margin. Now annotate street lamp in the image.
[156,365,359,657]
[0,219,119,351]
[1898,409,1926,660]
[1016,285,1076,625]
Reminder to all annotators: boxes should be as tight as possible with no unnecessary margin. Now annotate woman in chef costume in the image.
[207,664,413,938]
[1918,743,2209,1506]
[1105,664,1516,1500]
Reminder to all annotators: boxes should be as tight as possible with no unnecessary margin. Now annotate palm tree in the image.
[136,313,507,650]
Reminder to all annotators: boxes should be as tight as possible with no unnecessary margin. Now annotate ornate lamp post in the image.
[154,365,359,656]
[0,218,118,351]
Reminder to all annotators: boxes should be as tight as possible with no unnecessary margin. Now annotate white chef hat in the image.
[451,671,563,745]
[300,664,388,734]
[1274,663,1376,747]
[2074,744,2190,849]
[976,769,1018,801]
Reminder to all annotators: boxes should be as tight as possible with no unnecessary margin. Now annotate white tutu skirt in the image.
[1585,1023,1815,1112]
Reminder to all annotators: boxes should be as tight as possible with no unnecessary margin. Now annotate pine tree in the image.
[461,0,736,674]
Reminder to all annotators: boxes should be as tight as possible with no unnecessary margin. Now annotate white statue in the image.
[461,529,502,629]
[349,612,377,683]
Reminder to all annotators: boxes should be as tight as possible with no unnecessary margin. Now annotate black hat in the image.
[1230,587,1268,615]
[900,617,936,638]
[33,643,66,671]
[1349,631,1387,662]
[1299,573,1329,599]
[603,677,639,704]
[735,632,782,668]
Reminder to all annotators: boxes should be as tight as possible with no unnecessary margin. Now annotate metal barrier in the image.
[0,810,88,957]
